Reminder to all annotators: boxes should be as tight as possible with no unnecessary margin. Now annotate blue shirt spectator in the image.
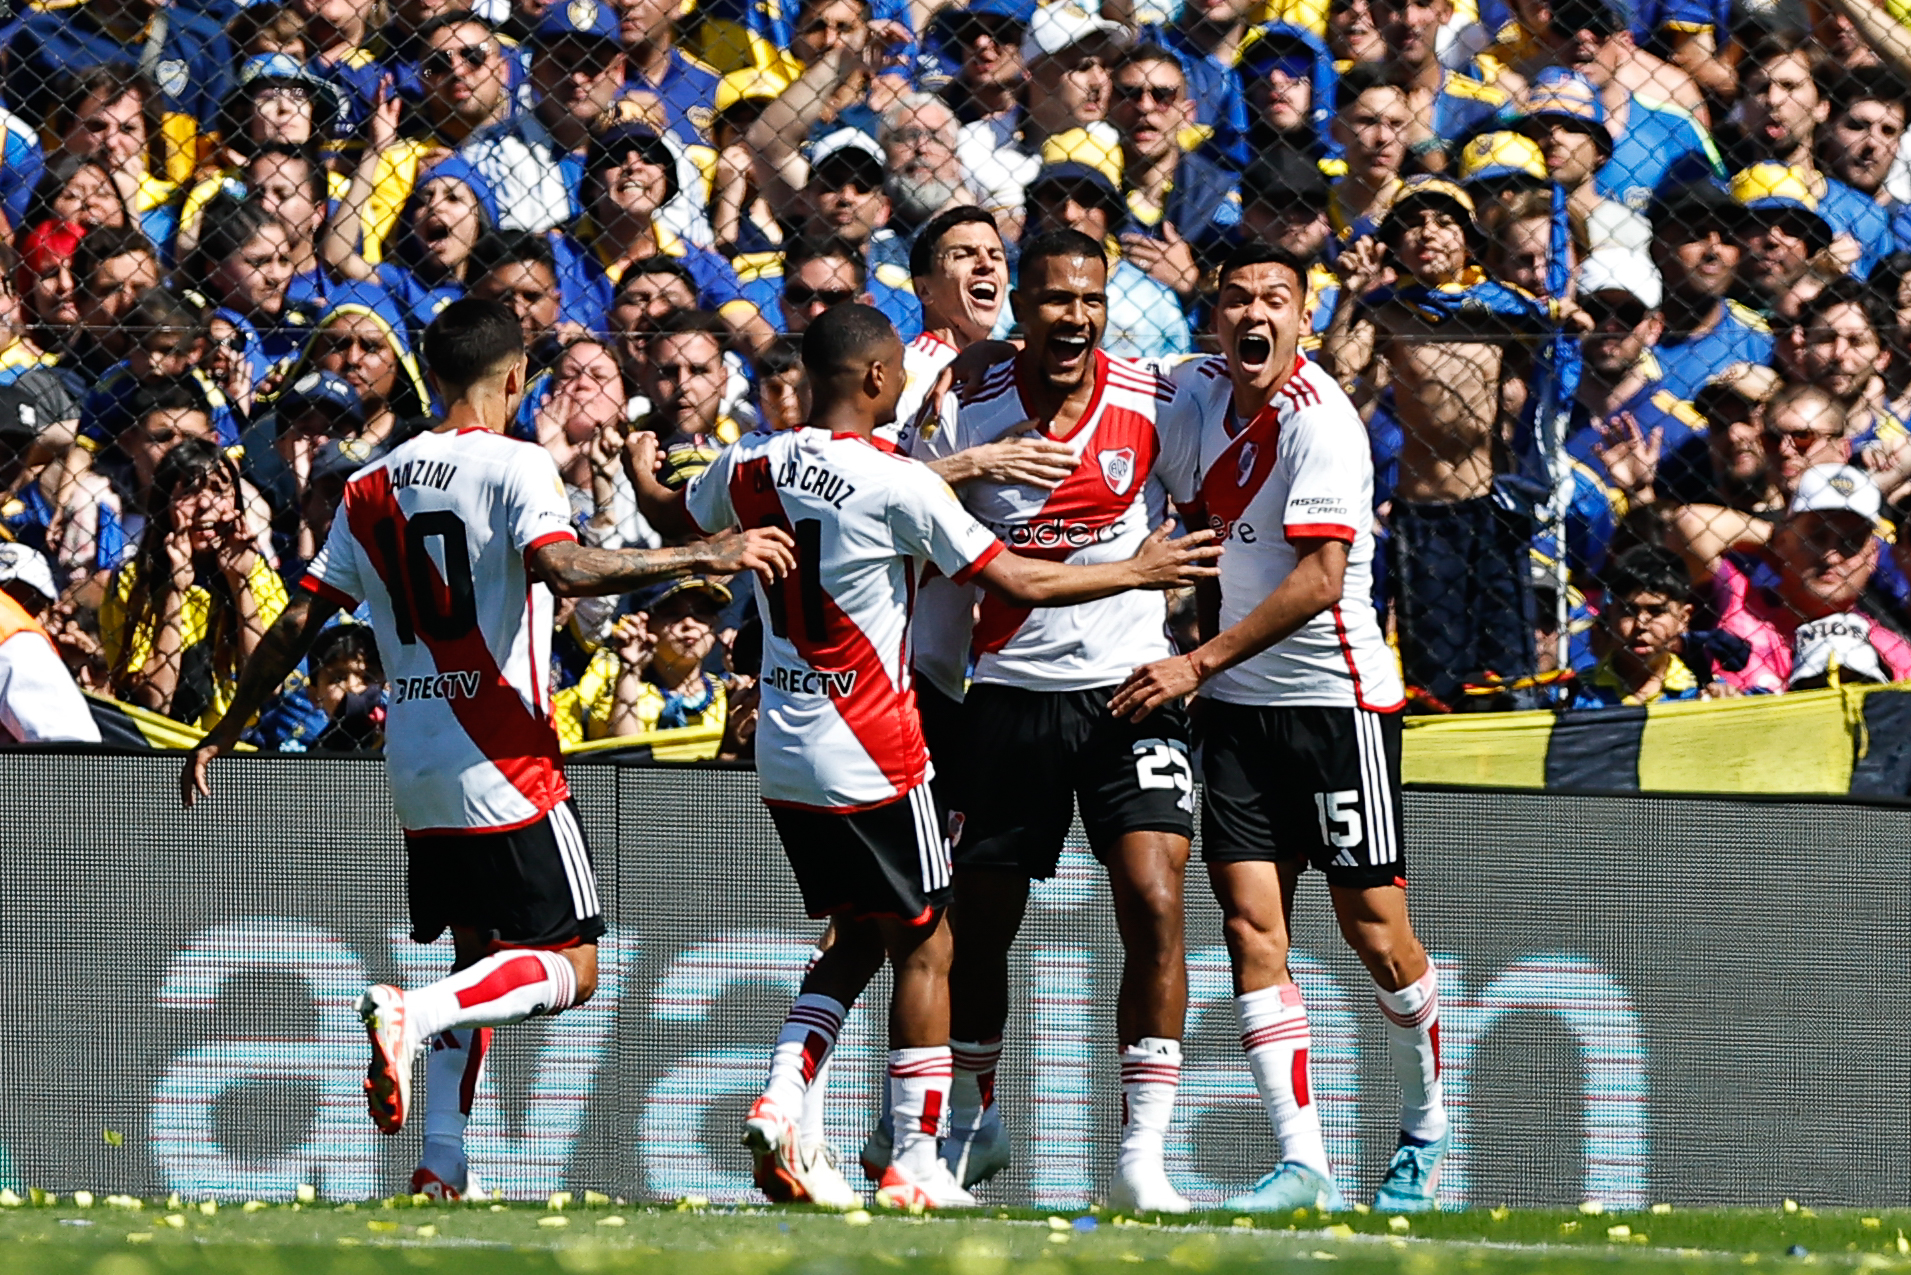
[0,0,234,137]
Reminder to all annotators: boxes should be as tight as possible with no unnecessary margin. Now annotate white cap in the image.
[1574,249,1662,309]
[809,126,884,166]
[1789,612,1889,687]
[1022,3,1125,61]
[0,543,57,604]
[1790,463,1883,521]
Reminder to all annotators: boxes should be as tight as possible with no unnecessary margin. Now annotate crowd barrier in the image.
[1,753,1906,1208]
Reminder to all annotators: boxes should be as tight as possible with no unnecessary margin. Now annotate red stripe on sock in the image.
[1430,1021,1441,1077]
[801,1030,831,1084]
[1292,1047,1311,1109]
[919,1088,944,1136]
[454,954,549,1009]
[460,1027,492,1117]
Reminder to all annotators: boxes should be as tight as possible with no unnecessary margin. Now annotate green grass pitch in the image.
[4,1196,1911,1273]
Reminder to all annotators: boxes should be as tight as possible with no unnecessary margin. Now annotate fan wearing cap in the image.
[1710,36,1892,278]
[1023,161,1194,358]
[1324,174,1564,705]
[238,368,371,573]
[551,576,734,751]
[1730,164,1843,322]
[174,56,350,262]
[329,155,500,336]
[295,0,398,142]
[1564,251,1700,466]
[1366,0,1511,177]
[1670,462,1911,693]
[1236,150,1341,346]
[711,70,793,260]
[1508,71,1649,259]
[1652,361,1783,508]
[1230,23,1338,170]
[1647,181,1776,402]
[571,122,777,357]
[0,542,100,744]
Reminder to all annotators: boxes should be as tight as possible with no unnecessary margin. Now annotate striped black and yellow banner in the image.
[1403,682,1911,796]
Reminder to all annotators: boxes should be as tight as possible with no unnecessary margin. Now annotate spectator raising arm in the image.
[321,87,405,284]
[746,44,871,223]
[1666,502,1776,585]
[1815,0,1911,82]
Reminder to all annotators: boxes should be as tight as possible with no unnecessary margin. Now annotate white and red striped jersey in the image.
[682,426,1004,812]
[300,427,578,833]
[915,350,1180,692]
[888,330,961,447]
[1160,355,1404,711]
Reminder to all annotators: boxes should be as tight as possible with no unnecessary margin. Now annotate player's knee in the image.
[1346,926,1423,987]
[1123,875,1186,938]
[570,965,598,1006]
[1222,911,1287,967]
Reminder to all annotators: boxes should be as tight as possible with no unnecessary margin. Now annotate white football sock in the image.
[1117,1038,1181,1169]
[887,1046,952,1177]
[948,1036,1003,1136]
[406,950,576,1040]
[418,1027,488,1184]
[798,1052,835,1147]
[761,993,845,1121]
[1238,984,1331,1177]
[1375,969,1448,1144]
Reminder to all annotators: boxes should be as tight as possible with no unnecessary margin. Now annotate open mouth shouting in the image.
[1046,329,1093,374]
[1235,329,1273,373]
[967,278,1000,312]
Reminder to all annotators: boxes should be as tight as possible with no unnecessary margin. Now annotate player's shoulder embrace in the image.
[956,357,1018,407]
[1102,354,1177,405]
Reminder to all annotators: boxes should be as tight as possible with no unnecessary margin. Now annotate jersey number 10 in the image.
[371,511,478,645]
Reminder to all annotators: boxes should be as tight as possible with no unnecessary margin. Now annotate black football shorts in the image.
[769,782,952,926]
[1199,700,1407,890]
[916,678,971,817]
[955,683,1195,878]
[405,798,606,948]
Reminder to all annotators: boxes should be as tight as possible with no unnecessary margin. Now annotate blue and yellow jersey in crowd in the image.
[1597,95,1723,213]
[1358,265,1556,335]
[77,364,243,455]
[2,477,125,575]
[627,46,726,147]
[571,217,760,333]
[1,0,232,179]
[1653,300,1774,402]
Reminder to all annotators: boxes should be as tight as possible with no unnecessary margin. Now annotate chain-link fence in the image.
[0,0,1908,739]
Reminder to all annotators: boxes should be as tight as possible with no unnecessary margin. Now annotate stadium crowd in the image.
[2,0,1911,747]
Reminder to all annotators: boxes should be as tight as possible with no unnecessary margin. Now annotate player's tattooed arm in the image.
[1111,538,1348,722]
[975,521,1220,608]
[532,531,796,597]
[179,592,343,807]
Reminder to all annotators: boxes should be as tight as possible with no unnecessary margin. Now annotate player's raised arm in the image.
[179,591,342,807]
[972,520,1221,608]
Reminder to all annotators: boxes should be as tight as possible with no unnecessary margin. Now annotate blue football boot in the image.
[1373,1132,1448,1212]
[1223,1162,1348,1213]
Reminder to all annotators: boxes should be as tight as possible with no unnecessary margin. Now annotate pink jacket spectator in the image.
[1712,554,1911,693]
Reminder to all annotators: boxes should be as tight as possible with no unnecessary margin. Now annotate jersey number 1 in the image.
[371,510,477,645]
[764,518,824,641]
